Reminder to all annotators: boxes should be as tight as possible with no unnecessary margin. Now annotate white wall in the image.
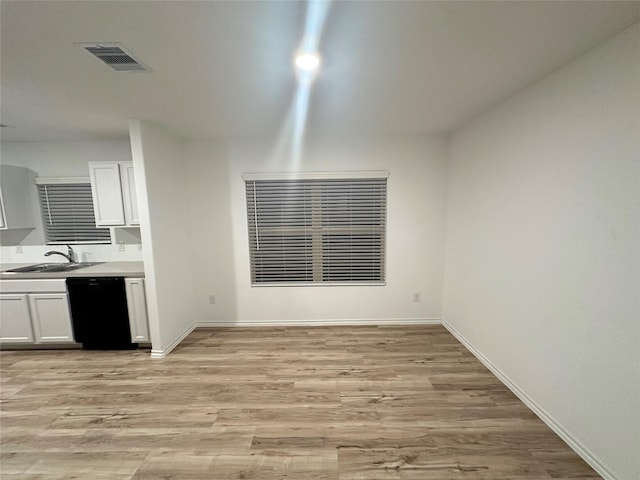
[183,141,237,323]
[0,140,141,261]
[443,24,639,480]
[129,120,196,356]
[0,140,131,176]
[0,244,142,264]
[184,134,447,325]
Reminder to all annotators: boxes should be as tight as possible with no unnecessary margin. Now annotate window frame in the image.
[36,177,112,245]
[243,171,389,287]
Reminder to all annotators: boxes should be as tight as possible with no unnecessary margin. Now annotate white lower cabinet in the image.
[125,278,149,343]
[1,277,149,348]
[0,280,76,346]
[28,294,74,343]
[0,294,34,343]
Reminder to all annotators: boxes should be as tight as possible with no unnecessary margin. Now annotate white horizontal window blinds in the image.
[37,183,111,244]
[245,175,387,285]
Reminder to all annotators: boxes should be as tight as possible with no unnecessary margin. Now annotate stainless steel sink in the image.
[41,262,104,272]
[4,263,58,273]
[5,262,104,273]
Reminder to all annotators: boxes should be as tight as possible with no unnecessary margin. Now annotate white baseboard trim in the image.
[150,323,197,359]
[196,318,441,328]
[441,318,617,480]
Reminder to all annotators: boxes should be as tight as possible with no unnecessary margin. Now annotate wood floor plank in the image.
[0,325,600,479]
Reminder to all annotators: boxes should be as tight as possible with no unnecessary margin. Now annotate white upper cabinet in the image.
[0,165,35,230]
[89,162,139,227]
[120,163,140,226]
[0,192,5,229]
[89,162,125,226]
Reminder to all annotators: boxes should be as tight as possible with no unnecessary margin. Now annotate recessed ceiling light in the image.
[295,52,321,72]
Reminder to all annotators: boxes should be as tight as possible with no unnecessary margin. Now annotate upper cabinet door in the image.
[0,186,7,229]
[89,162,126,226]
[0,165,35,230]
[120,163,140,226]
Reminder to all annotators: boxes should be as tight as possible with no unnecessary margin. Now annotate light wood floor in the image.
[1,325,599,479]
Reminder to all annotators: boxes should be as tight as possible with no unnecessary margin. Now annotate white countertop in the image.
[0,261,145,279]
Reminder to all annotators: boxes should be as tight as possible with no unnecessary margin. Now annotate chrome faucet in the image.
[44,244,77,263]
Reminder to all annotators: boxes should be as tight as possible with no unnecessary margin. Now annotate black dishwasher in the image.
[66,277,138,350]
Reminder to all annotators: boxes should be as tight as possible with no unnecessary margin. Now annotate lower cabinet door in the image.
[28,294,75,343]
[125,278,149,342]
[0,294,34,343]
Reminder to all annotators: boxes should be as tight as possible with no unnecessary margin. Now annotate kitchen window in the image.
[37,179,111,244]
[243,172,388,285]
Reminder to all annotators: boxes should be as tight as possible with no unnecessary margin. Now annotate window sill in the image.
[251,281,386,287]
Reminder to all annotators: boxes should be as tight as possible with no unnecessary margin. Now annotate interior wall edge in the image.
[149,323,197,359]
[442,318,618,480]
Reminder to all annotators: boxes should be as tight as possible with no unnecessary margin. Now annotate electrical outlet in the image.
[118,242,125,252]
[208,295,216,305]
[412,292,421,302]
[16,245,23,254]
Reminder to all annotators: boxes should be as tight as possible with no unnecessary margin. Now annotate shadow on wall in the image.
[0,228,35,246]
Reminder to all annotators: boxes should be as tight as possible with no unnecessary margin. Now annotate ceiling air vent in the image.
[78,43,151,72]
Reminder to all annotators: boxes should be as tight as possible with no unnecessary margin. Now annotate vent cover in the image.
[78,43,151,72]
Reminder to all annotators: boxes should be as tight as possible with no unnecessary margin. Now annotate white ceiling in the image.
[1,1,638,142]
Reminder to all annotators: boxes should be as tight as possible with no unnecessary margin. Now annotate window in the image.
[244,172,388,285]
[37,180,111,244]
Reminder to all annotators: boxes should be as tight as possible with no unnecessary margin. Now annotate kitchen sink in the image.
[4,262,104,273]
[4,263,59,273]
[39,262,104,272]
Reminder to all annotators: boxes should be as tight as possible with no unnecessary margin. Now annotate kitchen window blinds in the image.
[37,182,111,244]
[244,172,388,285]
